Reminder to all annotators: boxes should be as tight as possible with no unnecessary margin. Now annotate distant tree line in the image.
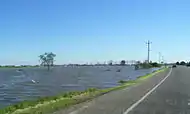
[0,65,39,68]
[176,61,189,65]
[107,60,126,66]
[135,61,162,70]
[176,61,184,65]
[65,60,162,68]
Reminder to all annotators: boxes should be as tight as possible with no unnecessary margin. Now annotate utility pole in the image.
[159,52,161,64]
[146,40,151,63]
[161,56,166,67]
[162,56,164,63]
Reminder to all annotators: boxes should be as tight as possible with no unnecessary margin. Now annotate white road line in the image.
[123,68,173,114]
[69,101,95,114]
[69,105,89,114]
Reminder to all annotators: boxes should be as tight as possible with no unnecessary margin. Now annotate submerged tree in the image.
[180,61,186,65]
[120,60,126,66]
[108,60,113,66]
[176,62,180,65]
[39,52,56,70]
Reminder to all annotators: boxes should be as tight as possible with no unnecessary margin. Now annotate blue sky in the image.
[0,0,190,65]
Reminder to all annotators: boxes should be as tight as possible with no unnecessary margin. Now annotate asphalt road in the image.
[128,66,190,114]
[55,66,190,114]
[54,67,172,114]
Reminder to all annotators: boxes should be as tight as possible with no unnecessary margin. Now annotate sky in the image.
[0,0,190,65]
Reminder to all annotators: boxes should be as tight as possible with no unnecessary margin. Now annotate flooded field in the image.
[0,66,158,108]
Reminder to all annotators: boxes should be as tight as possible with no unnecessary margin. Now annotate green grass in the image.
[118,68,167,84]
[118,80,137,84]
[0,67,168,114]
[137,68,167,81]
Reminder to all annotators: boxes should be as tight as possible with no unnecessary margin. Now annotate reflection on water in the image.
[0,66,159,108]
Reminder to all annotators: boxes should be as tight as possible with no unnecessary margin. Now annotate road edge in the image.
[123,68,172,114]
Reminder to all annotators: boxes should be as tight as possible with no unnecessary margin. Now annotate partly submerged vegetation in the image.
[39,52,56,71]
[0,67,168,114]
[135,62,163,70]
[0,65,39,68]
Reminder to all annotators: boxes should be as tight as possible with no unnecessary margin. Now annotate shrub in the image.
[150,62,162,67]
[118,80,127,84]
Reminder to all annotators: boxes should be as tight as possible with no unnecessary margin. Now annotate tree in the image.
[108,60,113,66]
[176,62,180,65]
[187,62,190,67]
[136,61,141,64]
[39,52,56,70]
[180,61,186,65]
[140,62,152,68]
[150,62,161,67]
[120,60,126,66]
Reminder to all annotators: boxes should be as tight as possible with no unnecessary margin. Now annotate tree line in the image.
[38,52,162,70]
[176,61,190,65]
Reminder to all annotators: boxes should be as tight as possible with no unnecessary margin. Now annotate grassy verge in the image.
[0,67,168,114]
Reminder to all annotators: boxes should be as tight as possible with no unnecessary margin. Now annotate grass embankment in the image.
[0,68,168,114]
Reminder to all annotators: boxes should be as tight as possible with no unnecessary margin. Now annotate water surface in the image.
[0,66,158,108]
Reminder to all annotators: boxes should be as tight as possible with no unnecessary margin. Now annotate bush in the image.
[150,62,161,67]
[85,88,97,92]
[176,62,180,65]
[180,61,186,65]
[120,60,126,66]
[118,80,136,84]
[139,63,152,68]
[118,80,127,84]
[116,69,121,72]
[137,62,161,68]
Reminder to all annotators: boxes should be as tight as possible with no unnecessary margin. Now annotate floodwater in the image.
[0,66,158,108]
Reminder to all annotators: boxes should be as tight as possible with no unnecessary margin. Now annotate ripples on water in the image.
[0,66,159,108]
